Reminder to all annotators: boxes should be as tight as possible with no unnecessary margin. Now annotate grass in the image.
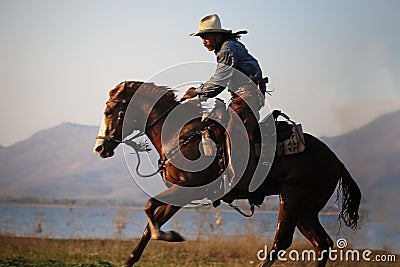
[0,235,398,266]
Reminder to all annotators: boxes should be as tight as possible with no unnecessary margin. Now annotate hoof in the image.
[125,255,138,267]
[159,230,185,242]
[213,199,221,208]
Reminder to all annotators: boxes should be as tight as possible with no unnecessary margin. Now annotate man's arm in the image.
[195,47,236,97]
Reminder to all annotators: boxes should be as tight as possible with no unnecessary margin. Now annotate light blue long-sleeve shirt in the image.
[195,40,263,97]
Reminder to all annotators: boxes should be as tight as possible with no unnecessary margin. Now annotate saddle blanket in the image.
[277,123,305,156]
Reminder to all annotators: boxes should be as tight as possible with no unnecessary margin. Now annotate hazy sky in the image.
[1,0,399,146]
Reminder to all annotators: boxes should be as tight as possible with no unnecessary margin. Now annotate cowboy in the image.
[181,14,266,194]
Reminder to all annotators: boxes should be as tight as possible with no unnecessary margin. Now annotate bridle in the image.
[95,82,205,178]
[96,82,181,145]
[95,85,129,144]
[95,82,258,216]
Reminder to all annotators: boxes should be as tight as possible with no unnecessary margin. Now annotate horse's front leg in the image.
[125,224,151,267]
[145,185,189,242]
[125,204,181,266]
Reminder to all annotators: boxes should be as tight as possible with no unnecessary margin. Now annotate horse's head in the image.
[94,81,183,158]
[93,81,142,158]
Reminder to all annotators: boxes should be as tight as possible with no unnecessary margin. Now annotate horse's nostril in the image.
[95,145,104,153]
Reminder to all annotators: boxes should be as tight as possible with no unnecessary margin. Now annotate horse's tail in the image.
[338,162,361,230]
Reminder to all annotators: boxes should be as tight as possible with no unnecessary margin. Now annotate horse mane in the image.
[124,81,178,107]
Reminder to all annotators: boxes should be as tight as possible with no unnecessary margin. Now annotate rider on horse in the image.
[181,14,267,194]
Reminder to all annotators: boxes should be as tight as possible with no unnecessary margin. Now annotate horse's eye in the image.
[104,111,112,117]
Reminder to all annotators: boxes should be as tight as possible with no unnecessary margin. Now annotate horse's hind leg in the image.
[297,214,334,267]
[257,195,297,267]
[125,204,181,266]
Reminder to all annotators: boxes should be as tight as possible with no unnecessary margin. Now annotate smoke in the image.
[332,39,400,134]
[332,98,400,134]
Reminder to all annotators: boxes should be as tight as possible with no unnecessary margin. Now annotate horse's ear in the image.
[166,90,177,101]
[109,82,126,97]
[109,88,118,97]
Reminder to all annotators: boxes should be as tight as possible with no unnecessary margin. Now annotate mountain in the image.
[1,114,399,252]
[322,110,400,221]
[0,123,147,202]
[0,111,399,214]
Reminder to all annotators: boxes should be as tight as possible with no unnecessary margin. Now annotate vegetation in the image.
[0,200,392,266]
[0,235,397,267]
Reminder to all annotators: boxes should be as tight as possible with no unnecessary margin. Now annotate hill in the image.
[323,110,400,216]
[0,111,399,215]
[1,112,399,253]
[0,123,147,202]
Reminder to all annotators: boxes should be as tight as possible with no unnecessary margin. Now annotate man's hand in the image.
[180,87,198,101]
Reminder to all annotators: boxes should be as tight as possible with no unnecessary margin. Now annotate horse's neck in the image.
[137,92,200,158]
[145,123,164,156]
[143,102,176,157]
[142,100,198,158]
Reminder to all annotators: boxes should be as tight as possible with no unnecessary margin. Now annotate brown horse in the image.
[93,81,361,267]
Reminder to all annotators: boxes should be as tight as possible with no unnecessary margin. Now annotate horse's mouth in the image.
[98,151,114,158]
[93,144,115,158]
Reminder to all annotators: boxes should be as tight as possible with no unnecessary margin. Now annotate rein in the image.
[228,202,255,217]
[97,89,195,178]
[127,99,184,177]
[95,135,123,143]
[129,109,217,178]
[97,85,258,217]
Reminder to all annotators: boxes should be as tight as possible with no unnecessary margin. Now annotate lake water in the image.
[0,205,398,253]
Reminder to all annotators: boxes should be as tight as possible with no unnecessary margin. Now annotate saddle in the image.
[168,101,305,207]
[203,107,306,207]
[268,110,306,157]
[201,102,307,167]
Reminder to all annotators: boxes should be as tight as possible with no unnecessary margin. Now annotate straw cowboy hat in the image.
[190,14,233,36]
